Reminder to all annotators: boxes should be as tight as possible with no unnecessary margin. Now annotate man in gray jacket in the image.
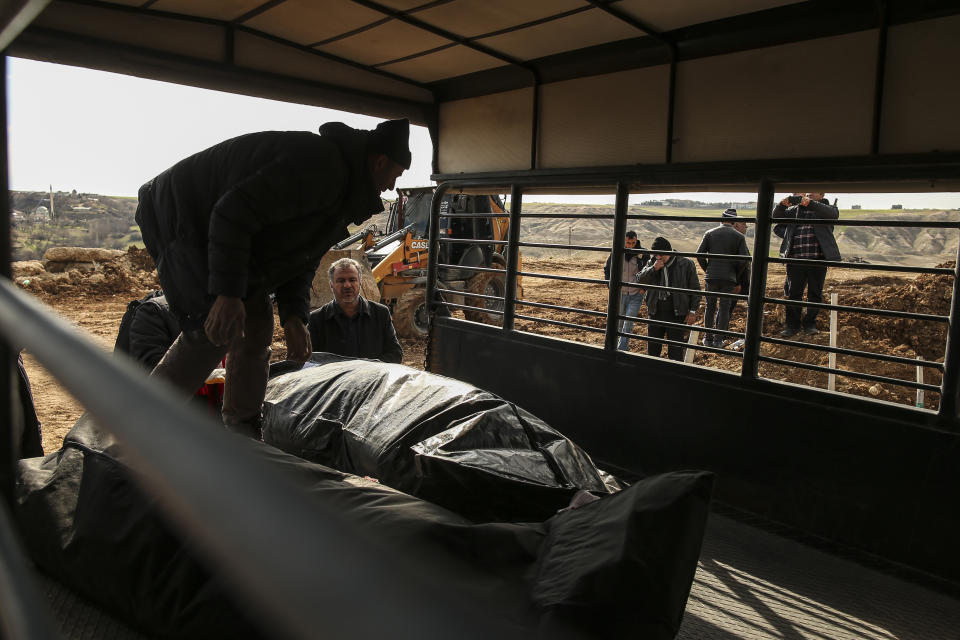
[636,237,701,361]
[772,192,840,337]
[696,209,749,348]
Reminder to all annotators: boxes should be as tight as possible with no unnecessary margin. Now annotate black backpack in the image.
[114,290,165,355]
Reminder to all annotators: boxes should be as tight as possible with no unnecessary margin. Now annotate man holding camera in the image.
[772,192,840,337]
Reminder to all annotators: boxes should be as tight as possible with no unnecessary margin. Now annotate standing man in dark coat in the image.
[636,237,702,361]
[308,258,403,363]
[136,119,411,437]
[772,192,840,337]
[696,209,749,348]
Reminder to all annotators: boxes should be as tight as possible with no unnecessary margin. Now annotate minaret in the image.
[48,184,55,219]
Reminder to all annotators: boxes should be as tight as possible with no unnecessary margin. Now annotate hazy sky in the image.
[7,57,959,210]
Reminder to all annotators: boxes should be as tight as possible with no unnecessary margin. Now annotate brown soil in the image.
[18,250,948,454]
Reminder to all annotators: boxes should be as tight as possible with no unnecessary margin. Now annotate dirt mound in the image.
[17,246,159,299]
[692,265,951,409]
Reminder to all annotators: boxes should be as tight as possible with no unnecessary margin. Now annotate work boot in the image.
[779,327,798,338]
[803,326,819,336]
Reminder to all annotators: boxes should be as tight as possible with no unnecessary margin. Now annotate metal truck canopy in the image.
[6,0,960,187]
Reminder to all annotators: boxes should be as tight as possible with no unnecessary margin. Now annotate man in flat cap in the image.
[696,208,750,348]
[136,118,411,438]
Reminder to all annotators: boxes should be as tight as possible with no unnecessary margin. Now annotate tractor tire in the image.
[393,288,430,338]
[464,268,507,325]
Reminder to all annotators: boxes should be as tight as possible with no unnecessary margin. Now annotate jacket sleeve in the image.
[771,203,793,220]
[307,309,326,354]
[275,268,316,326]
[696,234,709,271]
[206,144,347,299]
[736,235,750,276]
[379,308,403,364]
[129,301,180,369]
[805,199,840,220]
[603,254,611,281]
[684,261,702,313]
[636,263,658,285]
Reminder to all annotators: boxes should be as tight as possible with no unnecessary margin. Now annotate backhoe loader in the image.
[329,186,521,338]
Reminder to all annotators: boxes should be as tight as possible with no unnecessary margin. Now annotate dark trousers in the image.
[785,263,827,330]
[704,281,736,345]
[647,307,686,361]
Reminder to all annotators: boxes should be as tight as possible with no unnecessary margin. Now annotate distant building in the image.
[31,205,50,221]
[892,204,903,210]
[852,205,861,210]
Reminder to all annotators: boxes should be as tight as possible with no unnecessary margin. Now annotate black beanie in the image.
[651,236,672,252]
[369,118,411,169]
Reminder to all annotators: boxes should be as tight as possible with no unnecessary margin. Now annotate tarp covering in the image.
[17,414,713,639]
[263,354,621,522]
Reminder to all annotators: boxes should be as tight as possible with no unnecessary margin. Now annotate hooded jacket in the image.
[135,123,383,328]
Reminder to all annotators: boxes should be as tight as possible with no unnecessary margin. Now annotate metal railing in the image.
[425,181,960,418]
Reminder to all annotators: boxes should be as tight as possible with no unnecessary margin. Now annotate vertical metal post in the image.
[502,186,522,333]
[529,74,540,170]
[225,25,236,65]
[828,292,838,391]
[665,46,677,163]
[425,184,449,318]
[604,182,629,352]
[0,55,14,507]
[741,180,774,380]
[870,0,888,155]
[937,247,960,424]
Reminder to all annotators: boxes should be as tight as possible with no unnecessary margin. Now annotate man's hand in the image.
[653,256,666,270]
[733,285,742,295]
[801,195,812,207]
[685,312,696,325]
[204,296,245,346]
[283,319,311,363]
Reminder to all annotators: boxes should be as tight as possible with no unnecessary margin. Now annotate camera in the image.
[787,195,803,205]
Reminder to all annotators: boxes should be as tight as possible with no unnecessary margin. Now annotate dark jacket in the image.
[128,295,181,370]
[16,353,43,459]
[136,123,383,329]
[771,199,841,261]
[308,296,403,363]
[636,256,702,317]
[696,224,749,283]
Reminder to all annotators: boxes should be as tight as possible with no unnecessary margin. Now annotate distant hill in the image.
[516,203,960,267]
[10,190,139,261]
[10,191,956,268]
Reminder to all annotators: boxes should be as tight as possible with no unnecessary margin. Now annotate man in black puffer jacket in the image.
[136,119,411,437]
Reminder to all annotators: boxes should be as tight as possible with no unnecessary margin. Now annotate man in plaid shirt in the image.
[772,192,840,337]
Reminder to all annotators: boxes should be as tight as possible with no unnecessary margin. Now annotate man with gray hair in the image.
[307,258,402,363]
